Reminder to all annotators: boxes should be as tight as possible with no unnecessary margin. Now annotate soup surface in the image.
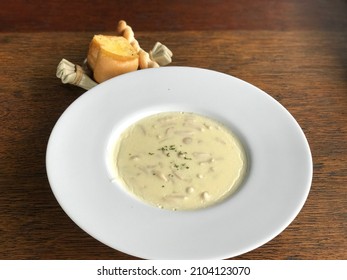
[112,112,247,210]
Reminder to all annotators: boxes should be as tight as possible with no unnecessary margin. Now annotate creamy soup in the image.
[112,112,247,210]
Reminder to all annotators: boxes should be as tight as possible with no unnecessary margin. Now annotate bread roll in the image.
[87,35,139,83]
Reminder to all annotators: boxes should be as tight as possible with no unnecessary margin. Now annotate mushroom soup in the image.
[112,112,247,210]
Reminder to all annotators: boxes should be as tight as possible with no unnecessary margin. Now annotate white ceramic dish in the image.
[46,67,312,259]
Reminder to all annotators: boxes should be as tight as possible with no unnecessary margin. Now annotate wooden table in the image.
[0,0,346,260]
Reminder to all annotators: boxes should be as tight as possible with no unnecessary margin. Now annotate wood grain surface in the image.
[1,0,346,32]
[0,0,346,260]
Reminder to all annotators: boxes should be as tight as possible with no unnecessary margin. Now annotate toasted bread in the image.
[87,35,139,83]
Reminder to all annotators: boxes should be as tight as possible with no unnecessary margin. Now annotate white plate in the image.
[46,67,312,259]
